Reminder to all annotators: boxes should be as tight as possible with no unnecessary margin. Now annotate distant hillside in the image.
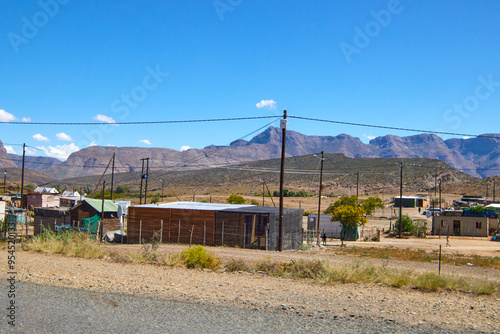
[52,154,476,197]
[3,127,500,180]
[8,154,62,171]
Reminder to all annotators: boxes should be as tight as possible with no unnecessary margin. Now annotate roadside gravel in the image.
[2,248,499,333]
[3,281,481,333]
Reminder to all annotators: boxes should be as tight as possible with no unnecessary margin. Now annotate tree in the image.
[360,197,384,216]
[324,195,358,214]
[226,194,245,204]
[250,199,260,206]
[330,204,367,246]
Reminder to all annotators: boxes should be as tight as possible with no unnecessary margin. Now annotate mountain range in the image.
[2,127,500,180]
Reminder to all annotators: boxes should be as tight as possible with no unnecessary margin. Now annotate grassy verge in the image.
[226,258,500,296]
[333,246,500,269]
[21,229,108,259]
[20,232,499,296]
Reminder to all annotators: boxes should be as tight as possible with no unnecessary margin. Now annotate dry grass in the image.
[21,230,108,259]
[243,257,500,296]
[335,246,500,269]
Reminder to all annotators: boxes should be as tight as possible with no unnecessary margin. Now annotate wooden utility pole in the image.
[493,180,496,203]
[278,110,287,251]
[160,179,164,202]
[398,162,403,238]
[262,180,265,206]
[110,153,115,200]
[20,144,26,210]
[100,181,106,242]
[438,180,442,210]
[316,151,324,246]
[3,170,6,194]
[139,158,150,204]
[356,170,360,200]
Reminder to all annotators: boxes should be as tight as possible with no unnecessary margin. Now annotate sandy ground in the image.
[2,242,499,333]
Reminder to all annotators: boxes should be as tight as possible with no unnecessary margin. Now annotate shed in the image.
[394,196,424,208]
[127,202,303,250]
[33,207,71,234]
[70,199,120,235]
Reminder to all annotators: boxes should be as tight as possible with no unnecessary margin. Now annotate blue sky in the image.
[1,0,500,160]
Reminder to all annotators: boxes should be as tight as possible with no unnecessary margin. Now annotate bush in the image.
[226,194,245,204]
[225,259,250,272]
[181,245,220,270]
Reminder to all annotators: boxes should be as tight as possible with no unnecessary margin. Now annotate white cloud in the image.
[89,142,97,147]
[56,132,73,141]
[22,117,31,122]
[256,99,277,109]
[33,133,50,142]
[180,145,191,151]
[0,109,17,123]
[93,114,118,126]
[139,139,152,145]
[25,147,37,155]
[4,145,16,154]
[462,136,471,140]
[37,143,79,160]
[363,134,376,140]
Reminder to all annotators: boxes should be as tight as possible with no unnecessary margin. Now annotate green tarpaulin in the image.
[80,214,100,236]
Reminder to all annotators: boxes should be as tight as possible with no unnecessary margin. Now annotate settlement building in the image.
[127,202,303,250]
[432,210,499,237]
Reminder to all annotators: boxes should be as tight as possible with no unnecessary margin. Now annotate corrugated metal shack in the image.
[127,202,303,250]
[33,207,71,234]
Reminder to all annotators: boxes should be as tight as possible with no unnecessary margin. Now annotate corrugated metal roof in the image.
[132,201,256,211]
[84,198,119,212]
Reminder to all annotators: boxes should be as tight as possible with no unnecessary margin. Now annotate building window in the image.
[441,220,445,227]
[476,222,482,229]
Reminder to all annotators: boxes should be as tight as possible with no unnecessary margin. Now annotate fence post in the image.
[243,221,246,249]
[438,245,442,275]
[189,225,194,247]
[178,220,181,243]
[160,220,164,243]
[221,221,224,246]
[203,221,206,246]
[139,220,142,244]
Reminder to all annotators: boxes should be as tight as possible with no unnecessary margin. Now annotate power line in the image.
[3,116,277,126]
[288,115,500,139]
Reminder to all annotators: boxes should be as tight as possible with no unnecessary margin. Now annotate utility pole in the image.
[110,153,115,200]
[398,162,403,238]
[434,168,438,197]
[316,151,324,246]
[356,170,360,200]
[3,170,6,194]
[101,181,106,241]
[278,110,287,252]
[144,158,149,204]
[160,179,164,202]
[139,158,149,205]
[20,144,26,210]
[493,180,496,203]
[262,180,265,206]
[439,180,442,210]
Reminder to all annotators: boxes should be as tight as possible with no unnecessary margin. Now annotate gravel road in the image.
[3,281,477,333]
[2,250,499,333]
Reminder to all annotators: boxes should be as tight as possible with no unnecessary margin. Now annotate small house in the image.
[70,199,120,235]
[127,202,303,250]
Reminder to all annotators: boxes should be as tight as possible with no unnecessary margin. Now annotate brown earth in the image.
[2,240,499,333]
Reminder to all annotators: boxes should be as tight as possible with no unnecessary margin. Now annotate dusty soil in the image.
[3,243,500,333]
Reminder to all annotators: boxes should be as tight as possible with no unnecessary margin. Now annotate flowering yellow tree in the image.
[330,204,367,246]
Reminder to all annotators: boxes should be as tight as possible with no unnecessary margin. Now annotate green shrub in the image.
[182,245,220,270]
